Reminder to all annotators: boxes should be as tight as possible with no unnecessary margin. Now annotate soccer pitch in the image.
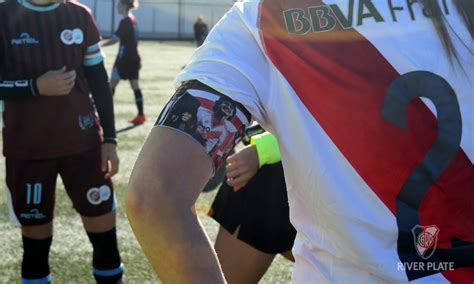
[0,41,293,283]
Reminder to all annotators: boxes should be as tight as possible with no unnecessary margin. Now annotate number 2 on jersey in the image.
[381,71,474,280]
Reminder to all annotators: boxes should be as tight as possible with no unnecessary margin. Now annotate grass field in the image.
[0,41,293,283]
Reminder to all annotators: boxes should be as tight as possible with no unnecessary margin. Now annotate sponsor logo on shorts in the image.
[78,113,94,130]
[20,208,46,220]
[11,32,39,45]
[60,28,83,45]
[86,185,112,205]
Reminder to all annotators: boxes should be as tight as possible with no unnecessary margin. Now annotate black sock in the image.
[134,89,144,115]
[22,235,52,281]
[87,227,122,284]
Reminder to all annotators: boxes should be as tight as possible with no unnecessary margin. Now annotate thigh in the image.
[110,78,120,89]
[6,158,58,226]
[129,79,140,90]
[215,226,275,284]
[111,66,122,82]
[59,147,115,218]
[81,211,116,233]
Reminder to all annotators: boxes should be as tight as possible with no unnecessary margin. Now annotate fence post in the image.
[93,0,98,18]
[111,0,116,36]
[178,0,183,39]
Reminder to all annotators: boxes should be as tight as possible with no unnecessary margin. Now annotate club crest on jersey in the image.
[11,33,39,45]
[86,185,111,205]
[61,28,83,45]
[78,113,94,130]
[412,225,440,260]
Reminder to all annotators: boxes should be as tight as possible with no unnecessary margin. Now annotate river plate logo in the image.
[412,225,440,260]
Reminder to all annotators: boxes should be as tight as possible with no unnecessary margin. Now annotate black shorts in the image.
[209,162,296,254]
[6,146,115,226]
[112,62,140,80]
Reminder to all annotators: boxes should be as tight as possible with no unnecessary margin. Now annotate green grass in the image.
[0,41,293,283]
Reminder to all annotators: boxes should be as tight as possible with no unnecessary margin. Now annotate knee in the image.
[126,180,179,227]
[125,182,160,222]
[22,222,53,239]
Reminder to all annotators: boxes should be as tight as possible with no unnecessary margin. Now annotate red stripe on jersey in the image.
[260,0,473,281]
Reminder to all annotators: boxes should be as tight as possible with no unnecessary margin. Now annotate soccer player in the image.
[102,0,145,125]
[0,0,122,283]
[210,132,296,283]
[193,16,209,47]
[126,1,473,283]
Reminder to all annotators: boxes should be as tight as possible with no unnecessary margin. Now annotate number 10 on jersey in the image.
[26,183,42,205]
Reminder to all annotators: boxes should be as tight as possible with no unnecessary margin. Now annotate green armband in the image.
[250,132,281,168]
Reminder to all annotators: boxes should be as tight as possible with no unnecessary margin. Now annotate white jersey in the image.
[176,0,474,283]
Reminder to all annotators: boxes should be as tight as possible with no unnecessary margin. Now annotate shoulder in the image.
[0,0,14,10]
[122,16,134,26]
[66,1,94,17]
[0,0,12,19]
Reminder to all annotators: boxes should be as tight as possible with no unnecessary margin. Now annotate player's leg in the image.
[130,79,144,115]
[214,226,275,284]
[81,212,122,284]
[110,66,121,97]
[128,71,145,124]
[59,147,122,283]
[210,162,296,283]
[6,158,58,283]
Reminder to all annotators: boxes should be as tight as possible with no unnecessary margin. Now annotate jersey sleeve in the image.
[175,3,270,128]
[113,18,128,41]
[82,7,104,67]
[156,81,251,170]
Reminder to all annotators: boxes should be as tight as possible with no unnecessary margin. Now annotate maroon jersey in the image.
[0,0,106,159]
[113,15,140,66]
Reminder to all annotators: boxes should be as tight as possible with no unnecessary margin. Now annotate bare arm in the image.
[100,37,119,47]
[126,127,225,283]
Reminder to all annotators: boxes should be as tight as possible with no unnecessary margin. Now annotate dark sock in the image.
[87,227,122,284]
[134,89,144,115]
[22,235,52,281]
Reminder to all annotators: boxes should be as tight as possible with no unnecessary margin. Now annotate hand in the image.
[101,143,119,179]
[36,67,76,96]
[225,145,259,191]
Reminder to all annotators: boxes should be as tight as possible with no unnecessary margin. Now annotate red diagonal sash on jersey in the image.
[259,1,473,282]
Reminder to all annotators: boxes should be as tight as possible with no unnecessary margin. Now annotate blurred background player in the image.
[102,0,145,125]
[210,131,296,283]
[193,16,209,47]
[126,0,474,283]
[0,0,122,283]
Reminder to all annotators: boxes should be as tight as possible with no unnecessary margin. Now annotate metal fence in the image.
[81,0,234,39]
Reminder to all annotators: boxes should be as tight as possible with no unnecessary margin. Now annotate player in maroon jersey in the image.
[102,0,145,125]
[0,0,122,283]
